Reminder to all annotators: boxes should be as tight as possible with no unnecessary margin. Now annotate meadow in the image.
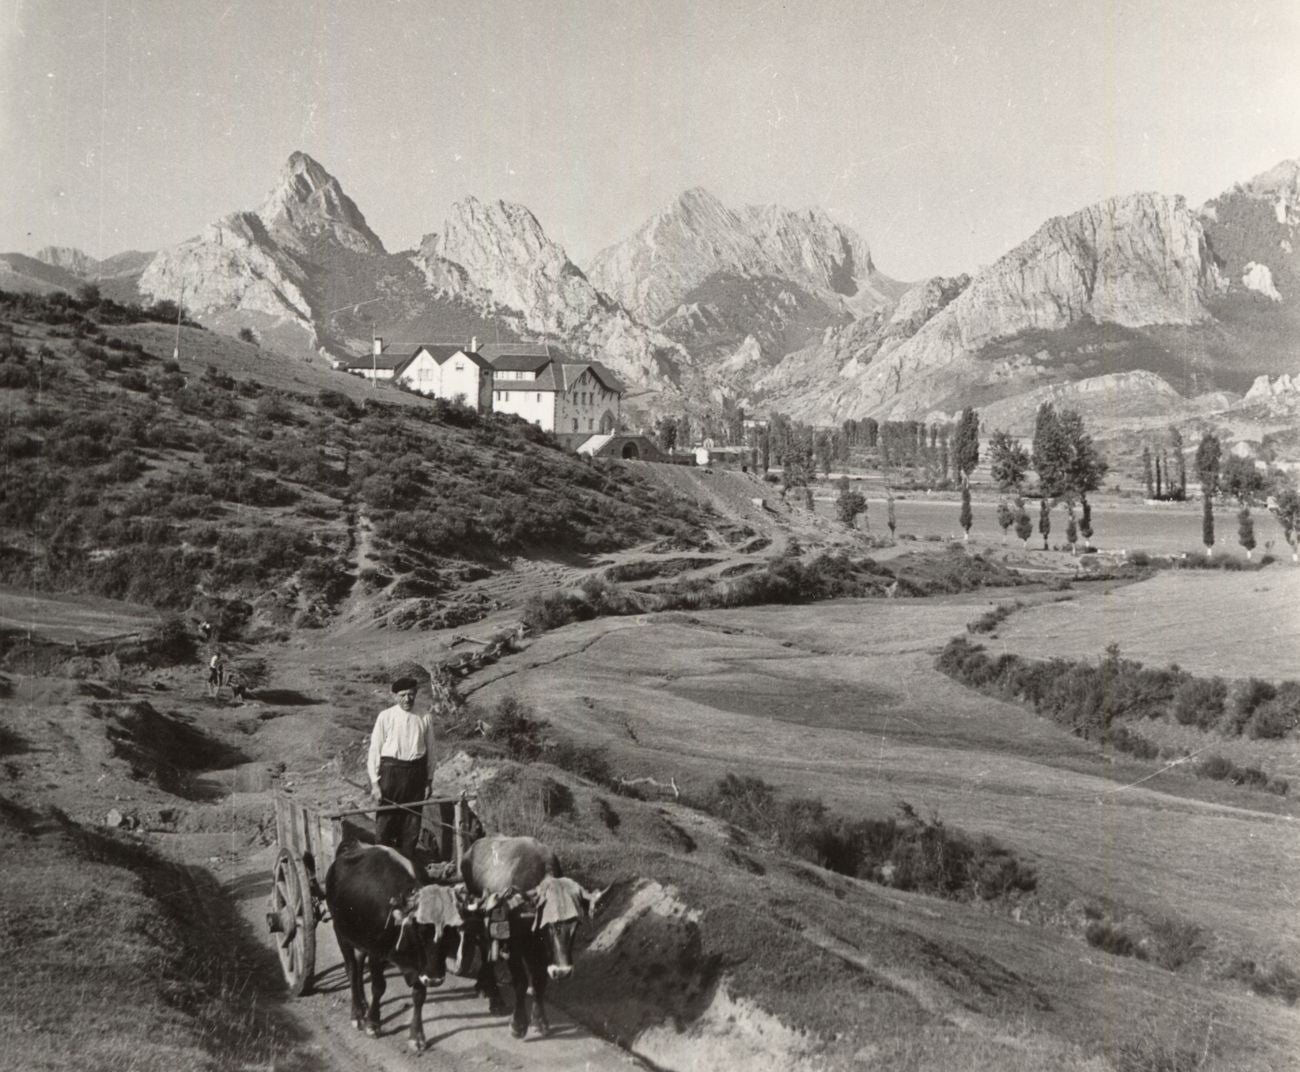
[826,492,1287,557]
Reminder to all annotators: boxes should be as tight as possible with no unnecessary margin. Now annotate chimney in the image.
[470,335,478,353]
[372,336,383,357]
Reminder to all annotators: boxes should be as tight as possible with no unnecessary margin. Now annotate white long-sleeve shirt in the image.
[366,705,436,786]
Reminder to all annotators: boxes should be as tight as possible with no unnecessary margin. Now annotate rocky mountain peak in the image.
[588,188,896,324]
[1240,158,1300,204]
[256,151,384,254]
[35,246,96,277]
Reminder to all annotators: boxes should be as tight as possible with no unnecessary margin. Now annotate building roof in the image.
[558,361,623,393]
[339,349,415,372]
[495,365,559,392]
[489,351,553,373]
[412,344,492,370]
[480,342,552,365]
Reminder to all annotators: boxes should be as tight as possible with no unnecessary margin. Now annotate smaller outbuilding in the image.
[572,433,673,462]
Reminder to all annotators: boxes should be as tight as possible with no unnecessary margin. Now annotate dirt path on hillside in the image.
[168,823,643,1072]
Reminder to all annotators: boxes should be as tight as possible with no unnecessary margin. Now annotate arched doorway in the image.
[621,441,640,460]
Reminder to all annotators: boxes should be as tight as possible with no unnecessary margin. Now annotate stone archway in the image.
[621,441,640,460]
[599,410,617,434]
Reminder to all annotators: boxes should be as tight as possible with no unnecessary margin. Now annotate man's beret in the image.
[391,676,420,694]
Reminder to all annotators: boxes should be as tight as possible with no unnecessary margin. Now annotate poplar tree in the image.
[996,500,1015,543]
[960,484,973,541]
[1238,507,1256,560]
[1169,427,1187,500]
[954,407,980,485]
[1015,501,1033,547]
[1142,446,1154,498]
[1039,498,1052,550]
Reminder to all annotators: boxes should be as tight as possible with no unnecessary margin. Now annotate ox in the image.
[461,835,607,1039]
[325,842,465,1053]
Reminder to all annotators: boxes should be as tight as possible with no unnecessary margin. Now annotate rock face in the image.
[1244,372,1300,402]
[257,150,384,255]
[975,371,1195,434]
[587,187,901,324]
[416,196,685,390]
[136,154,370,352]
[762,193,1222,422]
[1200,159,1299,307]
[35,246,97,276]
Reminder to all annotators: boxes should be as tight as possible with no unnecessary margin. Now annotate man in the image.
[207,651,224,698]
[367,676,436,859]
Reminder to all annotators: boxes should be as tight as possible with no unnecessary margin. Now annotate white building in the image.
[396,344,493,411]
[335,337,408,382]
[482,344,622,434]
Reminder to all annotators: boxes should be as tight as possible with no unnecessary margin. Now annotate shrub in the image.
[1224,957,1300,1003]
[1170,676,1227,729]
[317,389,361,419]
[255,393,294,424]
[1086,919,1141,959]
[1196,754,1235,781]
[1230,678,1277,735]
[1248,682,1300,739]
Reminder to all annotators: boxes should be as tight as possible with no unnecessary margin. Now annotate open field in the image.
[815,491,1293,557]
[0,584,160,643]
[995,567,1300,682]
[467,593,1300,965]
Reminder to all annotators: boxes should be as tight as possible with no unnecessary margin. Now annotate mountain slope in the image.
[415,196,687,391]
[586,188,906,375]
[761,192,1233,422]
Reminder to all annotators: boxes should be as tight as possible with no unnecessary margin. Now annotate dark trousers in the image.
[375,756,427,859]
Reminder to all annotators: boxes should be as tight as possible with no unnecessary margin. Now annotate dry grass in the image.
[995,568,1300,681]
[462,589,1300,1068]
[0,800,305,1072]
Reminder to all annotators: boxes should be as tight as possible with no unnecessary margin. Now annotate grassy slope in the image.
[0,290,709,633]
[460,592,1300,1070]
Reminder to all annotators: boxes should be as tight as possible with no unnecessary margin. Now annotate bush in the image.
[1230,678,1277,735]
[1170,676,1227,729]
[1248,683,1300,739]
[1197,754,1235,781]
[1086,920,1141,959]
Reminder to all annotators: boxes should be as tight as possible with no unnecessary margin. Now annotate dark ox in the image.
[461,835,607,1039]
[325,843,465,1053]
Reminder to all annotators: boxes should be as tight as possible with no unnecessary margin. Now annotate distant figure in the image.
[226,668,247,703]
[198,620,212,642]
[367,676,437,860]
[207,651,224,698]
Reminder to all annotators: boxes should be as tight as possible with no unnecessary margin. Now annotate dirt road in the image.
[228,841,642,1072]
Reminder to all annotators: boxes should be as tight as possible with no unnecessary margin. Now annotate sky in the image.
[2,0,1297,282]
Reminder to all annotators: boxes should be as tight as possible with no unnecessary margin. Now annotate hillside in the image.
[0,288,711,641]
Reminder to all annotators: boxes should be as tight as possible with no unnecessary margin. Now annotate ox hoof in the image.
[364,1024,380,1039]
[531,1020,552,1038]
[510,1021,527,1040]
[408,1039,425,1054]
[488,999,508,1016]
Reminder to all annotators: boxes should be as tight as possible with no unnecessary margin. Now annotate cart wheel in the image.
[268,848,316,996]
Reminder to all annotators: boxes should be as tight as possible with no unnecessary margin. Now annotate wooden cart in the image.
[264,788,478,996]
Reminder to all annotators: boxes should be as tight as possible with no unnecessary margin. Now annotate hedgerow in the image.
[692,774,1036,902]
[937,637,1294,791]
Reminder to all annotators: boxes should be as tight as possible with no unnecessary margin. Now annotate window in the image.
[455,363,464,372]
[572,418,578,432]
[536,393,542,402]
